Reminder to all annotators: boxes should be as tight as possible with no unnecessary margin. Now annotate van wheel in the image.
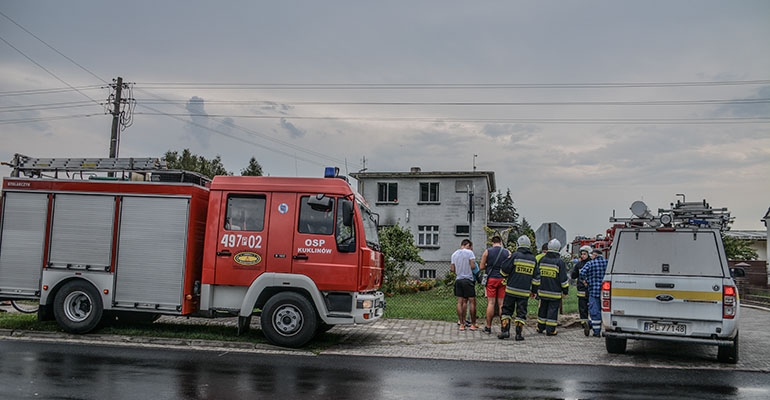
[605,336,627,354]
[53,281,103,334]
[261,292,318,348]
[717,332,739,364]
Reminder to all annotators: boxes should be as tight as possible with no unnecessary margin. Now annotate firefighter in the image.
[571,245,592,336]
[532,239,569,336]
[497,235,537,341]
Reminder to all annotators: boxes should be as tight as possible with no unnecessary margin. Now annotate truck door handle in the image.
[655,283,675,289]
[293,254,309,260]
[216,250,232,257]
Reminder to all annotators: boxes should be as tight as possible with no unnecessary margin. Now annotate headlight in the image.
[358,299,373,309]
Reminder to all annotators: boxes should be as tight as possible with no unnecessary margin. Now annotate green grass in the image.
[384,284,579,322]
[0,313,345,353]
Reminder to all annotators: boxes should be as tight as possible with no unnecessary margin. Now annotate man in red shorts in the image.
[479,235,510,334]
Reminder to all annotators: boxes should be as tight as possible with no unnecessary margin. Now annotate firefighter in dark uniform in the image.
[497,235,537,341]
[570,245,592,336]
[532,238,569,336]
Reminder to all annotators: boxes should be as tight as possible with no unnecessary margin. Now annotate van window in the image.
[225,195,266,231]
[298,196,334,235]
[611,231,724,276]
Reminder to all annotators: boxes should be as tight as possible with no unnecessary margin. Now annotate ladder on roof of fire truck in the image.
[610,198,733,231]
[4,153,210,185]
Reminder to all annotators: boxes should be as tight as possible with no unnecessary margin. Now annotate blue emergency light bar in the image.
[324,167,340,178]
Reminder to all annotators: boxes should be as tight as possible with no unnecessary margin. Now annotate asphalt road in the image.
[1,340,769,400]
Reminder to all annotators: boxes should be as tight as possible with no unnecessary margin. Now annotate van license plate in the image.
[644,322,686,335]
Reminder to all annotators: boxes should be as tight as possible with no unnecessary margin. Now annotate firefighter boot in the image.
[514,323,524,341]
[497,318,510,340]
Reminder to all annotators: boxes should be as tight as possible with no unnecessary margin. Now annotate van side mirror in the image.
[341,199,354,227]
[307,194,333,212]
[730,267,746,278]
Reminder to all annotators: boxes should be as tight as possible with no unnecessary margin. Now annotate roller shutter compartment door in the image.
[0,192,48,295]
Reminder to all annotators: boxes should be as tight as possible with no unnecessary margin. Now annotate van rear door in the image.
[608,230,726,322]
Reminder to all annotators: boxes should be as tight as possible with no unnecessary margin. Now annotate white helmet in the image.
[517,235,531,247]
[548,238,561,252]
[579,245,592,253]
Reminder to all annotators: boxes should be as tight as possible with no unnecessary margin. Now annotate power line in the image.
[0,100,98,113]
[136,79,770,90]
[0,85,104,97]
[0,10,108,84]
[134,98,770,107]
[0,113,101,125]
[0,34,103,108]
[133,88,363,169]
[133,112,770,125]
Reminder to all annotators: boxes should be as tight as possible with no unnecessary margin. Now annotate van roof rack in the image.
[610,198,732,231]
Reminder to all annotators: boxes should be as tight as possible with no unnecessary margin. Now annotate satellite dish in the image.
[630,200,660,227]
[630,201,653,218]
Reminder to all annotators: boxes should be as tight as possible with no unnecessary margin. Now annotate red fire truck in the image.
[0,154,384,348]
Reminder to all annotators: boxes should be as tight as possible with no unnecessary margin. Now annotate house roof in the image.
[349,170,496,192]
[762,207,770,224]
[724,230,767,240]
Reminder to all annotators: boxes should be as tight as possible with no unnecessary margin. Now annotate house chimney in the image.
[410,167,421,173]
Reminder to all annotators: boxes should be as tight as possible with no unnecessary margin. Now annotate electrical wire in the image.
[133,112,770,125]
[136,79,770,90]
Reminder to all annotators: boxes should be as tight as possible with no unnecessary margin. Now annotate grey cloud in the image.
[280,118,305,138]
[713,85,770,118]
[185,96,211,148]
[481,124,540,141]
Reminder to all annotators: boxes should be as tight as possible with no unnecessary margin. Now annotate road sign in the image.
[535,222,566,251]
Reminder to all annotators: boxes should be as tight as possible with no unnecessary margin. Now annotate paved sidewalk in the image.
[325,306,770,372]
[2,304,769,372]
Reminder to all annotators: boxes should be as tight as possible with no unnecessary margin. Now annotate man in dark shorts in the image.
[451,239,477,331]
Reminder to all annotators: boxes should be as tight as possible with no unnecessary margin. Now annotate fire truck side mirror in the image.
[308,194,333,212]
[341,199,354,227]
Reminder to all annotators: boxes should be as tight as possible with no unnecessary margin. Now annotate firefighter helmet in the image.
[517,235,531,248]
[579,245,592,254]
[548,238,561,252]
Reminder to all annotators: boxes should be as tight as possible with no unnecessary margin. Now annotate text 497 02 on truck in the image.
[0,154,385,348]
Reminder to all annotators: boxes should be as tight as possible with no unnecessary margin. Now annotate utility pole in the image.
[109,77,124,158]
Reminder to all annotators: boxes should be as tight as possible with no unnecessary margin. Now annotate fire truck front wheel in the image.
[261,292,318,348]
[53,281,104,334]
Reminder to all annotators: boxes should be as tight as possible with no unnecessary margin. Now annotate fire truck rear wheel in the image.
[53,281,104,334]
[261,292,318,348]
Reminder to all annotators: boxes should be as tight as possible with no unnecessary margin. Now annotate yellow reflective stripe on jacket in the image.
[505,287,530,297]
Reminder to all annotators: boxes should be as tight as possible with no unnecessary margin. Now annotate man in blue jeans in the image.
[580,249,608,337]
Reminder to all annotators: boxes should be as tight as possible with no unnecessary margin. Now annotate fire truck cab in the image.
[0,155,384,348]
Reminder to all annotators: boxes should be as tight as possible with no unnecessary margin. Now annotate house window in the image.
[455,225,469,236]
[377,182,398,203]
[418,225,439,247]
[419,269,437,279]
[419,182,440,203]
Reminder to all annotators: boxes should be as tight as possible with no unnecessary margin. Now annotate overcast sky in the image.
[1,1,768,239]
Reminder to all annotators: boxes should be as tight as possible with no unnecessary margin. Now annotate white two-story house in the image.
[350,167,496,279]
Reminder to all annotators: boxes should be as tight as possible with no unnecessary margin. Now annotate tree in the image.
[379,224,423,294]
[489,188,518,223]
[163,149,232,178]
[722,234,759,260]
[240,157,263,176]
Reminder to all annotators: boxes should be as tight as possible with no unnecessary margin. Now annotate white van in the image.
[601,200,740,363]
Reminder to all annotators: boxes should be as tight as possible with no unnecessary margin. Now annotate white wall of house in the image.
[350,169,495,278]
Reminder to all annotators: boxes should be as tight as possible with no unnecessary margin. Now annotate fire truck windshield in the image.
[358,201,380,251]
